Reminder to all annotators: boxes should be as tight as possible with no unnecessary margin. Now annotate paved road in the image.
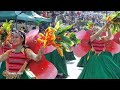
[66,56,83,79]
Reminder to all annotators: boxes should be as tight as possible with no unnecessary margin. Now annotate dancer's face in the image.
[11,33,23,46]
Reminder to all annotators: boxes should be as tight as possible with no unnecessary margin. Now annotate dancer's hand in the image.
[25,47,44,62]
[35,46,44,62]
[0,49,16,62]
[106,21,111,28]
[6,73,17,79]
[39,46,44,55]
[6,49,15,54]
[2,70,17,79]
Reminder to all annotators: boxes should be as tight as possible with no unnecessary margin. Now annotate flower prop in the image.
[67,32,80,45]
[104,11,120,34]
[36,27,63,56]
[53,21,80,54]
[83,21,94,30]
[36,21,80,57]
[0,20,13,44]
[54,21,78,55]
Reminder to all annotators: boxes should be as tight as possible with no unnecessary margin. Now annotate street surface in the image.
[66,56,83,79]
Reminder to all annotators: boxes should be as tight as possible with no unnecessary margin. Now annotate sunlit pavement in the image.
[66,56,83,79]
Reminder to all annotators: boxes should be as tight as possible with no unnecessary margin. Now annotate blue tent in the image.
[0,11,51,29]
[0,11,51,23]
[23,11,52,23]
[0,11,36,22]
[17,13,35,22]
[0,11,21,20]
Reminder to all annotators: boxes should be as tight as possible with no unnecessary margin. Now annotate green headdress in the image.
[0,20,13,43]
[104,11,120,34]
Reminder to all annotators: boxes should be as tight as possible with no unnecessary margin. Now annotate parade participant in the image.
[42,28,69,78]
[73,21,120,79]
[0,31,13,74]
[77,26,107,67]
[112,31,120,67]
[0,20,13,71]
[37,20,79,78]
[26,29,58,79]
[0,30,44,79]
[77,22,94,67]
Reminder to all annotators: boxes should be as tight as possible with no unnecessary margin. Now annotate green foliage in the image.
[55,24,74,36]
[53,20,81,52]
[60,42,71,52]
[109,11,119,21]
[0,20,13,43]
[83,26,89,30]
[105,11,120,34]
[68,32,80,44]
[111,24,120,34]
[1,20,13,34]
[54,21,60,30]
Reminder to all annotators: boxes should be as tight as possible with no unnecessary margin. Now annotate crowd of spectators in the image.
[36,11,114,32]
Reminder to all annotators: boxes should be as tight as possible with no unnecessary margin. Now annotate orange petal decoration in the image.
[38,27,64,56]
[5,33,11,44]
[0,29,2,34]
[56,47,63,57]
[37,38,43,43]
[107,16,111,22]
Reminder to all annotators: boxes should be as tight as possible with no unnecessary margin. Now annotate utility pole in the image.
[106,11,108,17]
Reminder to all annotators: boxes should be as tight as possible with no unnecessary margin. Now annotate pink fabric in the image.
[44,45,55,54]
[0,47,3,55]
[73,30,91,57]
[91,39,105,54]
[105,40,120,54]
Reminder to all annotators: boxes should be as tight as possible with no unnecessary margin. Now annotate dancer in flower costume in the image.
[37,21,80,78]
[0,22,58,79]
[73,21,120,79]
[0,20,13,76]
[77,21,94,67]
[112,31,120,67]
[108,11,120,68]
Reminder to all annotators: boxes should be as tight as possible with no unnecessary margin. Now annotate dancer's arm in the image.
[0,49,15,62]
[90,22,111,41]
[90,25,107,41]
[16,61,28,79]
[103,27,112,41]
[7,41,12,48]
[25,47,44,62]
